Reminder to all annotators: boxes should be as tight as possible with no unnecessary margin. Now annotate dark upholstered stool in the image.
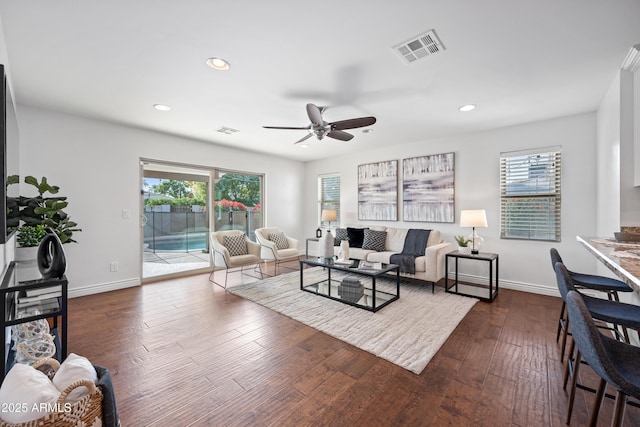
[566,290,640,427]
[554,263,640,424]
[550,248,633,359]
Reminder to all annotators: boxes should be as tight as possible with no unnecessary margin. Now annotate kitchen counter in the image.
[576,236,640,291]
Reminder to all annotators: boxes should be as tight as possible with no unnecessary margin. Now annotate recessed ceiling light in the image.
[206,57,230,71]
[362,129,373,133]
[458,104,476,112]
[153,104,171,111]
[298,143,309,148]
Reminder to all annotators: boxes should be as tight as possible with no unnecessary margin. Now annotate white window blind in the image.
[318,174,340,227]
[500,147,561,241]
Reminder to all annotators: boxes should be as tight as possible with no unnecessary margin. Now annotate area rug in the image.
[228,267,478,374]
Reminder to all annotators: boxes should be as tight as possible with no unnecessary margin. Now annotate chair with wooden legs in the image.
[565,290,640,427]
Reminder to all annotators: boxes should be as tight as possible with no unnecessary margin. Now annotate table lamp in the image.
[459,209,488,255]
[321,209,337,230]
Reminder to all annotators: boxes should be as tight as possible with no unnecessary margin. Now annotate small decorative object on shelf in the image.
[455,235,472,254]
[338,239,350,261]
[338,277,363,303]
[15,334,56,365]
[37,228,66,279]
[316,227,322,238]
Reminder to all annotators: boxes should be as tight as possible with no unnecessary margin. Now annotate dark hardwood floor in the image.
[67,261,640,426]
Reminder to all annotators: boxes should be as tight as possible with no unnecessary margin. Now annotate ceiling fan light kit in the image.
[263,103,376,145]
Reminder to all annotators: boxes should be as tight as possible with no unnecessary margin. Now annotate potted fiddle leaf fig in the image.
[9,175,82,246]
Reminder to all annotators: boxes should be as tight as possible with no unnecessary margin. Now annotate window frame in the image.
[499,146,562,242]
[318,173,341,228]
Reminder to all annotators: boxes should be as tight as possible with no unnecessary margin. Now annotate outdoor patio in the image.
[143,249,211,278]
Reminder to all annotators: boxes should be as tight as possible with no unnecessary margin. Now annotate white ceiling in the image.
[1,1,639,162]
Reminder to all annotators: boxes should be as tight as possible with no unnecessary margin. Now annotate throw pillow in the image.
[362,229,387,252]
[223,234,248,256]
[347,227,368,248]
[0,363,60,423]
[268,232,289,250]
[333,228,348,246]
[52,353,98,403]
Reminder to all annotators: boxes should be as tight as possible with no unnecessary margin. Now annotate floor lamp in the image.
[460,209,488,255]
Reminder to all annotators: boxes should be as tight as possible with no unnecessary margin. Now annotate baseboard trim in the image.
[69,278,140,298]
[453,272,559,298]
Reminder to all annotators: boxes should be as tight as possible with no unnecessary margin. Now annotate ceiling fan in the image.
[263,103,376,145]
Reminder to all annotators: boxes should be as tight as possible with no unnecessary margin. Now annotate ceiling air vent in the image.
[216,126,239,135]
[393,30,445,64]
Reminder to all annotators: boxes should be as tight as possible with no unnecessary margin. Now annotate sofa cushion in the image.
[333,228,348,246]
[268,232,289,250]
[337,247,375,260]
[224,234,248,256]
[362,229,387,252]
[347,227,368,248]
[384,227,408,252]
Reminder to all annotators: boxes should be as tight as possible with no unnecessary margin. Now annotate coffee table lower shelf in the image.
[301,279,398,312]
[299,258,400,312]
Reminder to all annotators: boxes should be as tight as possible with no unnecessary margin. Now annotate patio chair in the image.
[209,230,263,288]
[254,227,300,275]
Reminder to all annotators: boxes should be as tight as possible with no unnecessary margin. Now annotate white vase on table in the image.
[338,240,350,261]
[322,230,334,259]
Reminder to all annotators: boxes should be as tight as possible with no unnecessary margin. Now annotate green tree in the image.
[152,180,190,199]
[215,174,260,207]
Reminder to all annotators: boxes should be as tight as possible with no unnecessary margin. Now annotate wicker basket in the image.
[0,358,104,427]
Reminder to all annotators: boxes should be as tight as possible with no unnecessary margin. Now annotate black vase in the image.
[37,228,66,279]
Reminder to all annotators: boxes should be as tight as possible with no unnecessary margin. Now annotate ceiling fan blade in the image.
[293,133,314,145]
[263,125,311,130]
[330,116,376,131]
[306,103,324,126]
[327,130,354,141]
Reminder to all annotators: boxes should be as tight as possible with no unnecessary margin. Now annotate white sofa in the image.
[332,226,452,284]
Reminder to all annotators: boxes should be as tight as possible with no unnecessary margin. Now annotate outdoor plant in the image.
[454,235,471,247]
[16,224,46,248]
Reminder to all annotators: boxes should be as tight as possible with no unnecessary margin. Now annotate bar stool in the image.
[565,290,640,427]
[550,248,633,360]
[554,262,640,424]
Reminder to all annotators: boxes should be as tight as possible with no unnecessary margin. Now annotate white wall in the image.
[304,113,598,295]
[17,105,305,296]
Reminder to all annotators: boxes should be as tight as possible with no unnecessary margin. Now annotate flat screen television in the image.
[0,64,20,244]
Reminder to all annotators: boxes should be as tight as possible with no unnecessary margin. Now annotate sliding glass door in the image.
[213,170,263,241]
[141,161,212,279]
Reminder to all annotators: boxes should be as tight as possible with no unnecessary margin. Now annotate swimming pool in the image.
[145,233,208,252]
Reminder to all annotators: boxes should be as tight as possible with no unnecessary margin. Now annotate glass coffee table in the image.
[299,257,400,312]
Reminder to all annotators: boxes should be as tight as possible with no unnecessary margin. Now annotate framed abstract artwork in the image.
[358,160,398,221]
[402,152,455,222]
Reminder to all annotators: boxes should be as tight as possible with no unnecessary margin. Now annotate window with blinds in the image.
[318,174,340,227]
[500,147,561,241]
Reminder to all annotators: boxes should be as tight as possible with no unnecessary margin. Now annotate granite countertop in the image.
[576,236,640,291]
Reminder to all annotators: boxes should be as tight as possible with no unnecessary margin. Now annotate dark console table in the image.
[445,251,499,302]
[0,260,68,383]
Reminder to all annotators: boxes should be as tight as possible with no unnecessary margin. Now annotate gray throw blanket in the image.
[390,229,431,274]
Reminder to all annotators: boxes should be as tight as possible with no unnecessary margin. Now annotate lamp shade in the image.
[321,209,337,222]
[459,210,488,228]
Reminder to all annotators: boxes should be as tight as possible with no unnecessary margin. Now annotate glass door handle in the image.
[141,214,148,226]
